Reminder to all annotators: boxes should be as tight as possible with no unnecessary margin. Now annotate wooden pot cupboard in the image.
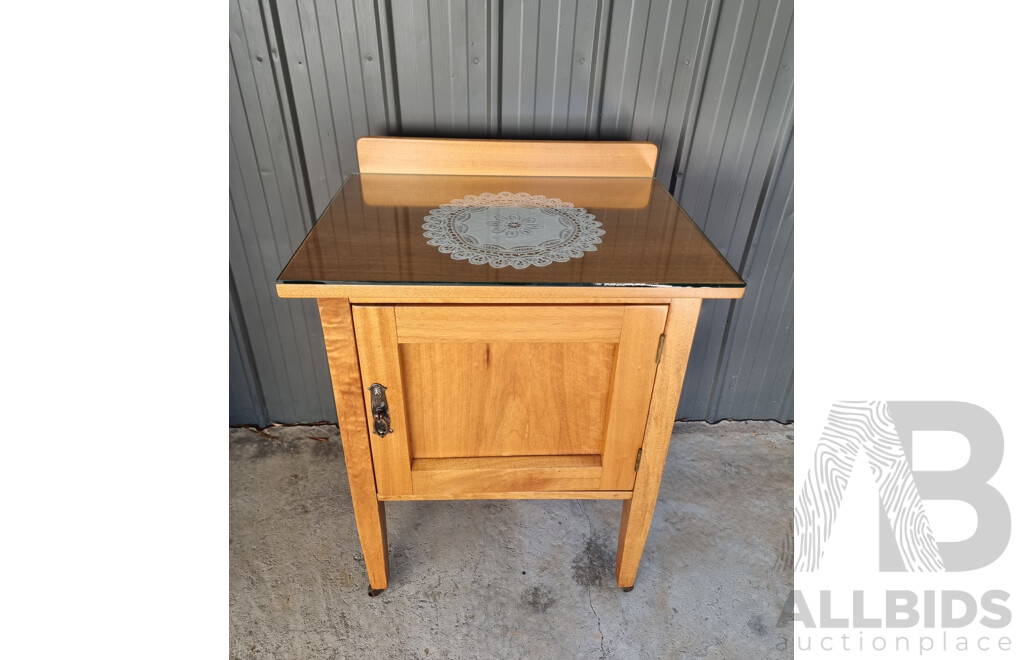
[277,137,745,595]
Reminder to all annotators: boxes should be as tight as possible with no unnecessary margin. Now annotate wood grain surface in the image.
[356,137,658,177]
[398,341,616,459]
[316,298,390,589]
[615,298,702,587]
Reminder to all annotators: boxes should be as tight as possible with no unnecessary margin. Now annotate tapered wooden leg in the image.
[616,299,702,588]
[356,500,389,591]
[318,298,389,590]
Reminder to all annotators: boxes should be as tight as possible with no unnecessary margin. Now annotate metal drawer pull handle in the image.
[369,383,393,438]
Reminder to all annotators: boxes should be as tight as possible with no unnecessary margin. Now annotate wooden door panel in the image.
[410,455,602,494]
[353,303,667,497]
[398,341,616,458]
[600,305,669,489]
[393,305,625,342]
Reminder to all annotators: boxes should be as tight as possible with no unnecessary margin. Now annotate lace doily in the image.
[422,192,604,269]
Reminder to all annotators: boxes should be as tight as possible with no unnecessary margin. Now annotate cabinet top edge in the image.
[277,282,745,302]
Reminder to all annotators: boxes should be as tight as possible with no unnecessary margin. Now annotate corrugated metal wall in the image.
[229,0,794,426]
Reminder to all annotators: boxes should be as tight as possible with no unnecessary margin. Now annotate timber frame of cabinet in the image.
[277,137,745,595]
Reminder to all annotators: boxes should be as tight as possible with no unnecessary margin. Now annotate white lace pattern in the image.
[422,192,604,269]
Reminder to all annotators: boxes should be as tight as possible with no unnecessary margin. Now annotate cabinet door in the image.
[352,304,667,497]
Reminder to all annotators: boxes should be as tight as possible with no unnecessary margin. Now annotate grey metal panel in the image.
[599,0,652,138]
[707,22,794,420]
[639,0,721,184]
[711,127,793,420]
[500,0,539,136]
[675,0,794,421]
[780,370,794,422]
[390,0,497,135]
[230,274,268,426]
[275,0,391,213]
[391,1,438,131]
[229,0,796,423]
[501,0,602,137]
[229,0,336,423]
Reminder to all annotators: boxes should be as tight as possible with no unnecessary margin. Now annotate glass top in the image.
[278,174,744,288]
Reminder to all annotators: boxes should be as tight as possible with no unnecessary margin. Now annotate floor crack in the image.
[577,500,607,659]
[587,584,607,659]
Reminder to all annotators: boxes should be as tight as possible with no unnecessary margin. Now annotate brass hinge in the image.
[634,447,643,471]
[655,334,666,364]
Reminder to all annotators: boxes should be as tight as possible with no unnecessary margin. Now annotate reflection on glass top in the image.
[278,174,744,288]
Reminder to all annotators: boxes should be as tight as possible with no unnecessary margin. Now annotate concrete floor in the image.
[230,421,793,659]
